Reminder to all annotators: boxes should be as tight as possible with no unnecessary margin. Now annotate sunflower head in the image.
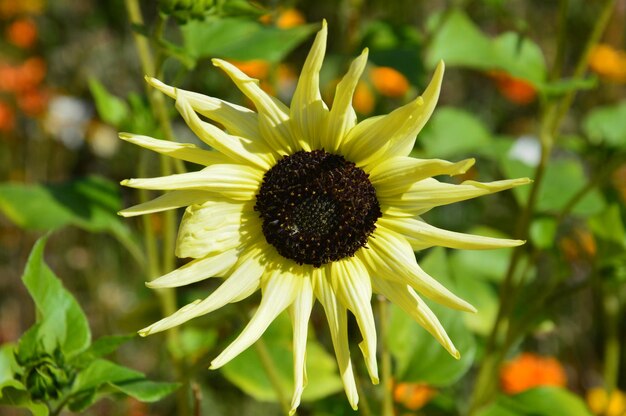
[120,20,529,413]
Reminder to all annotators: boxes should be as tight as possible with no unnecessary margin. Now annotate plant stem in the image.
[468,1,616,413]
[124,0,187,413]
[253,337,291,415]
[602,292,620,393]
[354,370,373,416]
[378,296,394,416]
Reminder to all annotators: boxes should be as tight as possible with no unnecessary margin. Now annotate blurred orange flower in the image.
[6,18,37,48]
[612,164,626,203]
[589,44,626,83]
[490,71,537,104]
[230,59,270,80]
[500,353,567,394]
[276,8,305,29]
[0,58,46,93]
[17,88,48,116]
[0,101,15,133]
[0,0,44,18]
[393,382,437,411]
[587,387,626,416]
[559,226,597,263]
[352,81,375,115]
[370,66,410,98]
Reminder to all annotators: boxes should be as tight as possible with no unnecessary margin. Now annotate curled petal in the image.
[210,269,303,369]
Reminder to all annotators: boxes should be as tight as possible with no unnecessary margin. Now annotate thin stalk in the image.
[253,338,291,415]
[469,1,616,412]
[354,371,373,416]
[602,293,620,393]
[124,0,186,413]
[378,296,394,416]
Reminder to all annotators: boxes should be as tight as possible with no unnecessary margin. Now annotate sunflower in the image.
[120,21,529,413]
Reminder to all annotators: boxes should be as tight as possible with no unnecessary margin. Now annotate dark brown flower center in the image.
[254,150,381,267]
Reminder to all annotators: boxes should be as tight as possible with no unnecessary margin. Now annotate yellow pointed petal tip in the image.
[137,327,151,337]
[119,179,130,186]
[145,76,176,98]
[118,132,132,141]
[452,349,461,360]
[452,158,476,175]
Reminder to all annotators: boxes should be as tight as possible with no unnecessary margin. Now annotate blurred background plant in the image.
[1,0,625,415]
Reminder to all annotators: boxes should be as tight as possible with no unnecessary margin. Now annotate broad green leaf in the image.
[456,277,499,336]
[477,387,592,416]
[0,176,141,265]
[530,217,558,249]
[22,237,91,357]
[589,204,626,246]
[169,327,218,363]
[88,78,129,128]
[67,389,97,413]
[221,313,343,402]
[111,380,180,402]
[0,387,49,416]
[503,157,606,216]
[418,107,492,158]
[426,9,546,86]
[388,248,476,386]
[583,101,626,148]
[181,17,317,63]
[71,359,143,394]
[0,344,24,398]
[70,334,136,368]
[449,226,516,282]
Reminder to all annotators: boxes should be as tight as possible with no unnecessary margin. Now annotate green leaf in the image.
[0,176,141,265]
[530,217,558,249]
[477,387,592,416]
[22,237,91,357]
[71,359,143,394]
[449,227,516,282]
[0,344,25,398]
[426,9,546,85]
[88,78,129,127]
[388,248,476,386]
[583,101,626,148]
[70,334,136,368]
[221,313,343,402]
[0,387,49,416]
[181,17,317,63]
[418,107,492,158]
[169,327,217,363]
[110,380,180,402]
[67,388,97,413]
[589,204,626,246]
[503,157,606,216]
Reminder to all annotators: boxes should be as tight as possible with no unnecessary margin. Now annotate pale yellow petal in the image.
[290,21,329,151]
[118,190,210,217]
[372,278,459,358]
[146,76,261,139]
[146,249,239,288]
[380,177,532,217]
[288,276,314,415]
[119,132,229,165]
[176,92,276,170]
[139,245,265,336]
[210,269,303,369]
[175,201,253,259]
[342,61,445,167]
[331,258,379,384]
[368,157,475,196]
[312,267,359,410]
[323,48,368,153]
[378,217,525,250]
[213,58,296,154]
[362,226,476,313]
[121,164,263,200]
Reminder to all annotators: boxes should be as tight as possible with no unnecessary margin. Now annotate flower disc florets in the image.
[255,149,381,267]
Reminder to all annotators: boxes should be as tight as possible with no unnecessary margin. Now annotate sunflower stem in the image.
[124,0,187,414]
[253,337,291,415]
